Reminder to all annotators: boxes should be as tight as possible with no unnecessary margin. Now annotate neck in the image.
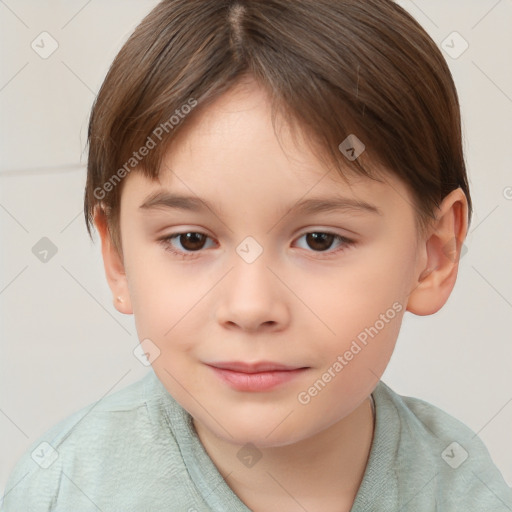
[193,395,375,512]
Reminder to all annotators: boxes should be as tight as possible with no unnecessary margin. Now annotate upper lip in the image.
[206,361,305,373]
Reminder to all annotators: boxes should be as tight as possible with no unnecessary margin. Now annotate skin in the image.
[94,76,468,511]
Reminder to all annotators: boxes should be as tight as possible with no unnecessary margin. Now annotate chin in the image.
[201,415,314,448]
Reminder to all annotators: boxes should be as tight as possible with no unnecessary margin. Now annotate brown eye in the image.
[160,232,215,257]
[179,233,207,251]
[305,232,336,251]
[295,231,354,257]
[178,232,207,251]
[160,230,354,260]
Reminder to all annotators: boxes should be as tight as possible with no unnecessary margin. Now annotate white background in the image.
[1,0,511,496]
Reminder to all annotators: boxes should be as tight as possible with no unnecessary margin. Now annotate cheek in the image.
[338,234,417,308]
[124,249,181,342]
[295,309,402,432]
[292,243,410,383]
[294,249,410,340]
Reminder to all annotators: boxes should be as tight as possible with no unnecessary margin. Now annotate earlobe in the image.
[406,188,468,316]
[93,206,133,315]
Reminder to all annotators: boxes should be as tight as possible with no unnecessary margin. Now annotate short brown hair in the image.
[85,0,472,257]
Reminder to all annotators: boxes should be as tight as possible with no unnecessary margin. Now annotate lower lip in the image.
[208,366,307,392]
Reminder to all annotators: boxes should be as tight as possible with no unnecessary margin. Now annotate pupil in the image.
[182,233,205,250]
[307,233,334,251]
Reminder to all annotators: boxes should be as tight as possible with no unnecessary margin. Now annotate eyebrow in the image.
[139,191,382,217]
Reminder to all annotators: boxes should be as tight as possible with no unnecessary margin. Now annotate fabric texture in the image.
[2,370,511,511]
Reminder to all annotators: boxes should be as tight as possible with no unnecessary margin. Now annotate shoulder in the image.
[1,371,183,511]
[372,381,512,510]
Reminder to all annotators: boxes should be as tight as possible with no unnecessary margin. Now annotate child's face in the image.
[113,78,425,447]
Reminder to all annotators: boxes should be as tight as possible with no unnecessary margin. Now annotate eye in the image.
[158,231,355,259]
[159,232,215,258]
[294,232,354,256]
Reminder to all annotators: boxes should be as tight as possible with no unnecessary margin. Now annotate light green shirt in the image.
[2,370,511,511]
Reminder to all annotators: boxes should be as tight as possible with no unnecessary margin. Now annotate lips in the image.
[207,361,303,373]
[206,361,308,392]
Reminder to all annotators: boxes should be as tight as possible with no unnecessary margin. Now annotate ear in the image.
[93,206,133,315]
[406,187,468,316]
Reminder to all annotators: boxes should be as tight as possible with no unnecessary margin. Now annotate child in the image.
[2,0,511,510]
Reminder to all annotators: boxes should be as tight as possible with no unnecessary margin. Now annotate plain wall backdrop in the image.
[1,0,511,496]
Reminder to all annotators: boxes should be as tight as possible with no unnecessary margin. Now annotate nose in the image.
[214,255,290,333]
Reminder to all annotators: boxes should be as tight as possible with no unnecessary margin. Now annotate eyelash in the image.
[158,231,355,260]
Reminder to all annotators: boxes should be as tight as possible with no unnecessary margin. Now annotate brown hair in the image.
[85,0,472,257]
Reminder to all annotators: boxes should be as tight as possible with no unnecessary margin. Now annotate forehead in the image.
[120,78,414,218]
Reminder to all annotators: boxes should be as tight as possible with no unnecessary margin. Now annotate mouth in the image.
[207,361,305,373]
[205,361,309,392]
